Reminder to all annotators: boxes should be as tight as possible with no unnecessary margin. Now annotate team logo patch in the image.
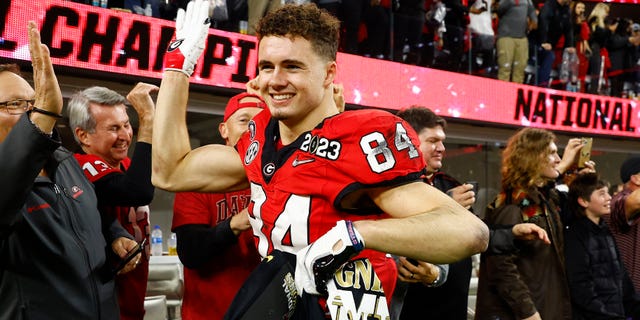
[244,141,260,165]
[167,39,183,52]
[263,163,276,176]
[248,121,257,140]
[71,185,84,199]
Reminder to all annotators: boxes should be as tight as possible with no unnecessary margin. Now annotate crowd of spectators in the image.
[72,0,639,98]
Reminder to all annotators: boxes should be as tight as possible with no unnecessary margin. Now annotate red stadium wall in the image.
[1,0,638,138]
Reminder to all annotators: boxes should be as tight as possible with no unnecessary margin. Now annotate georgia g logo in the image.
[167,39,183,52]
[244,141,260,165]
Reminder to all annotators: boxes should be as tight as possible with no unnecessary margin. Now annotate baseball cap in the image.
[620,156,640,183]
[223,93,266,122]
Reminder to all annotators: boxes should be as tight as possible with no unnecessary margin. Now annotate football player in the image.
[152,1,489,317]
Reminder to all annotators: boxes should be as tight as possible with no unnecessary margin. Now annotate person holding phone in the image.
[395,106,553,320]
[0,22,137,319]
[475,128,589,320]
[68,83,156,320]
[394,106,482,320]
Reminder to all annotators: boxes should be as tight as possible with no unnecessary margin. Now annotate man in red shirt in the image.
[69,83,157,320]
[171,93,264,319]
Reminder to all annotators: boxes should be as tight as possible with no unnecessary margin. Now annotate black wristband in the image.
[31,106,63,119]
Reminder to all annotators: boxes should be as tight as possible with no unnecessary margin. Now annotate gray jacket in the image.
[0,114,129,319]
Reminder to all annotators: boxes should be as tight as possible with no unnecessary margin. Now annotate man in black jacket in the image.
[395,106,477,320]
[0,22,139,320]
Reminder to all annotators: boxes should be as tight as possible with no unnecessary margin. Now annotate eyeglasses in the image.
[0,99,35,115]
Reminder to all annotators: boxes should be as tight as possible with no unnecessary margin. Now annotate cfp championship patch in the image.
[327,258,390,320]
[248,120,257,140]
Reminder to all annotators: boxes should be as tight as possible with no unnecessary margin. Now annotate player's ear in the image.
[323,61,336,87]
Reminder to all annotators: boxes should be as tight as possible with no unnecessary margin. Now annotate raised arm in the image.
[358,182,489,264]
[152,1,247,192]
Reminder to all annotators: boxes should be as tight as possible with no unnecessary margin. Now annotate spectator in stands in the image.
[247,0,281,35]
[171,93,264,320]
[586,3,610,94]
[572,1,590,92]
[442,0,469,72]
[68,84,156,320]
[603,156,640,291]
[393,0,427,65]
[494,0,537,83]
[632,23,640,95]
[564,172,640,319]
[362,0,391,60]
[607,18,640,97]
[318,0,368,55]
[536,0,574,88]
[468,0,496,76]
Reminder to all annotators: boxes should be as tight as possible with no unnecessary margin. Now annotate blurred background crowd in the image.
[70,0,640,98]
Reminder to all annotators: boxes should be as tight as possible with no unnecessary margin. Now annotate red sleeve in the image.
[172,192,221,229]
[580,22,589,40]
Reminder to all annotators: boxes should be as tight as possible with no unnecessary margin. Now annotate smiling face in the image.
[581,186,611,222]
[418,125,446,174]
[540,141,562,181]
[220,96,264,146]
[76,103,132,168]
[257,35,336,128]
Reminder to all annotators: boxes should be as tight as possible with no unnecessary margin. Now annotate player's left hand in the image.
[164,0,210,76]
[294,220,365,296]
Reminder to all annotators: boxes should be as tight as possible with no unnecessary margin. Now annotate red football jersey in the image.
[236,109,426,300]
[74,153,150,320]
[172,190,260,320]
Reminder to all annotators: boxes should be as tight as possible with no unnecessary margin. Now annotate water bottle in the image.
[167,232,177,256]
[144,3,152,17]
[151,225,163,256]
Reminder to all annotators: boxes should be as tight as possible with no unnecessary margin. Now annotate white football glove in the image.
[164,0,210,76]
[294,220,365,296]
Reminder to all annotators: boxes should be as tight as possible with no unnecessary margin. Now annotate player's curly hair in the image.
[255,3,340,62]
[501,128,557,190]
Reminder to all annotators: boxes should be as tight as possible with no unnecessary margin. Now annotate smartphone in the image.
[467,181,479,194]
[578,137,593,168]
[112,238,146,275]
[407,258,419,266]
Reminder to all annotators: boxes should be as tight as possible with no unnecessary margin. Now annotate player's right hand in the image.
[294,220,365,296]
[164,0,210,76]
